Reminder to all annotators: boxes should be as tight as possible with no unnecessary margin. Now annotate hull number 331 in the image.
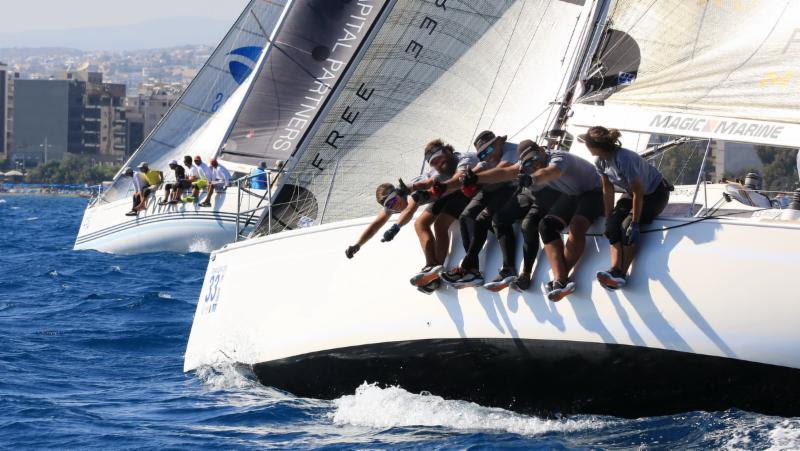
[202,266,227,315]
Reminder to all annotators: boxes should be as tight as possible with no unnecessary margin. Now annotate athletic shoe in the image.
[597,268,627,290]
[125,210,138,217]
[448,270,485,289]
[483,268,517,292]
[417,279,441,295]
[410,265,443,287]
[511,272,531,291]
[547,280,576,302]
[440,267,466,285]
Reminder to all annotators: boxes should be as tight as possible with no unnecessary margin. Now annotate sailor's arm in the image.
[475,163,520,185]
[395,198,420,227]
[531,164,562,185]
[601,175,615,217]
[630,177,644,223]
[346,210,391,258]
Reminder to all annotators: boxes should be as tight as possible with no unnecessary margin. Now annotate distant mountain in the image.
[0,17,232,51]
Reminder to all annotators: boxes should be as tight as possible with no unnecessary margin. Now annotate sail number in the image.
[202,265,227,315]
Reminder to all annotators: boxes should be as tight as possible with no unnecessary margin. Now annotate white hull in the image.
[74,187,265,254]
[184,190,800,416]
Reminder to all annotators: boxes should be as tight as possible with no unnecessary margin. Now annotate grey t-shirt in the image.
[476,142,518,192]
[595,147,663,195]
[545,151,601,196]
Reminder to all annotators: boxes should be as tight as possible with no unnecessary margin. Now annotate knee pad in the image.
[604,213,629,245]
[539,216,564,244]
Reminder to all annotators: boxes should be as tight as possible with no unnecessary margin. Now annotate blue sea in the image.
[1,195,798,450]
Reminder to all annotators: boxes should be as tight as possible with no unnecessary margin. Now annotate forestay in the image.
[100,0,286,204]
[260,0,595,233]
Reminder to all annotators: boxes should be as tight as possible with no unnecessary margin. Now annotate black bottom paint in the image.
[251,339,800,418]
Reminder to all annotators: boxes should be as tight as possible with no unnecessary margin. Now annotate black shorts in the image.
[611,184,671,225]
[548,189,604,224]
[425,190,470,219]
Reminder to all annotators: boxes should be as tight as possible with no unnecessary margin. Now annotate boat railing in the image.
[233,169,283,242]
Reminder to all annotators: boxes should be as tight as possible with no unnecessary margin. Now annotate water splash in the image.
[188,237,213,254]
[0,199,6,204]
[331,383,612,436]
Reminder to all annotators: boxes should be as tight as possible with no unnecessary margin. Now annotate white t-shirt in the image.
[132,172,148,192]
[212,165,231,185]
[186,165,202,180]
[196,162,213,181]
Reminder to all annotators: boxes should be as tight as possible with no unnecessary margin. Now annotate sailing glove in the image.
[518,173,535,188]
[430,180,446,198]
[624,221,640,246]
[412,189,432,205]
[381,224,401,242]
[345,244,360,259]
[396,178,411,197]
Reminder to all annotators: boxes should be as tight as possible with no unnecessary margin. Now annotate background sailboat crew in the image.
[123,167,150,217]
[441,131,518,289]
[584,126,670,290]
[160,160,187,205]
[471,140,561,292]
[250,162,268,190]
[404,139,478,292]
[200,159,231,207]
[184,156,206,202]
[526,145,603,301]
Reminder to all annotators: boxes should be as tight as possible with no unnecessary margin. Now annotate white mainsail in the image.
[262,0,597,231]
[99,0,287,204]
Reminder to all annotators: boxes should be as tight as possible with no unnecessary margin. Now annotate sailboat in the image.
[184,0,800,418]
[74,1,290,254]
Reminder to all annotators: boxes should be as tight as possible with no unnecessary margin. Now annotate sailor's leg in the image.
[414,209,438,266]
[564,215,590,273]
[493,193,526,272]
[459,192,487,256]
[565,190,604,275]
[605,198,630,271]
[432,213,455,265]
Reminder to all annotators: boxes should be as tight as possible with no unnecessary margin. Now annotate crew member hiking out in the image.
[405,139,477,292]
[526,141,603,301]
[183,156,205,202]
[584,126,671,290]
[440,130,518,289]
[469,140,561,291]
[160,159,188,205]
[200,158,231,207]
[123,166,150,216]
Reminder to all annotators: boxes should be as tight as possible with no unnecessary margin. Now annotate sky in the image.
[1,0,251,33]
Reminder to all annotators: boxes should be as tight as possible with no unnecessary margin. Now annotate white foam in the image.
[195,362,259,391]
[0,199,6,204]
[26,217,39,221]
[330,383,611,435]
[188,237,213,254]
[157,292,173,299]
[767,419,800,451]
[111,265,121,272]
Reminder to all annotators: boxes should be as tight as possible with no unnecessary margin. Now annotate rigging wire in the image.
[468,0,528,150]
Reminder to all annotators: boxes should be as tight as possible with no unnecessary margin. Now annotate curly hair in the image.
[583,126,622,152]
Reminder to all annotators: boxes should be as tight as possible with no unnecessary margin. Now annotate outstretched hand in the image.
[381,224,401,242]
[460,167,478,188]
[345,244,360,259]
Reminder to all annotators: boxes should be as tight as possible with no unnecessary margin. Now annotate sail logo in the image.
[650,114,784,140]
[227,46,262,85]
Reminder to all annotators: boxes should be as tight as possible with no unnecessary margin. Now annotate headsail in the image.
[573,0,800,147]
[258,0,596,233]
[219,0,390,168]
[100,0,287,203]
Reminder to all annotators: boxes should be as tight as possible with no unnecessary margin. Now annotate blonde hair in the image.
[375,183,395,205]
[585,126,622,151]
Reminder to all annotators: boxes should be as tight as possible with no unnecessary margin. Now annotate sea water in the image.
[1,195,798,449]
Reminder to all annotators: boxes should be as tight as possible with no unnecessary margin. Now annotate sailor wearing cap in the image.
[123,165,151,216]
[464,140,561,292]
[160,159,188,205]
[439,130,519,289]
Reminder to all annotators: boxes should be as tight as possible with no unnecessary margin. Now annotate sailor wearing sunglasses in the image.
[467,140,561,292]
[440,130,519,288]
[344,180,414,260]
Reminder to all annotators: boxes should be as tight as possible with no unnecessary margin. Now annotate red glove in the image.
[430,180,446,198]
[461,184,479,198]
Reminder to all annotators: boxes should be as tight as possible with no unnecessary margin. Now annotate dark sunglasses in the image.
[478,144,495,161]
